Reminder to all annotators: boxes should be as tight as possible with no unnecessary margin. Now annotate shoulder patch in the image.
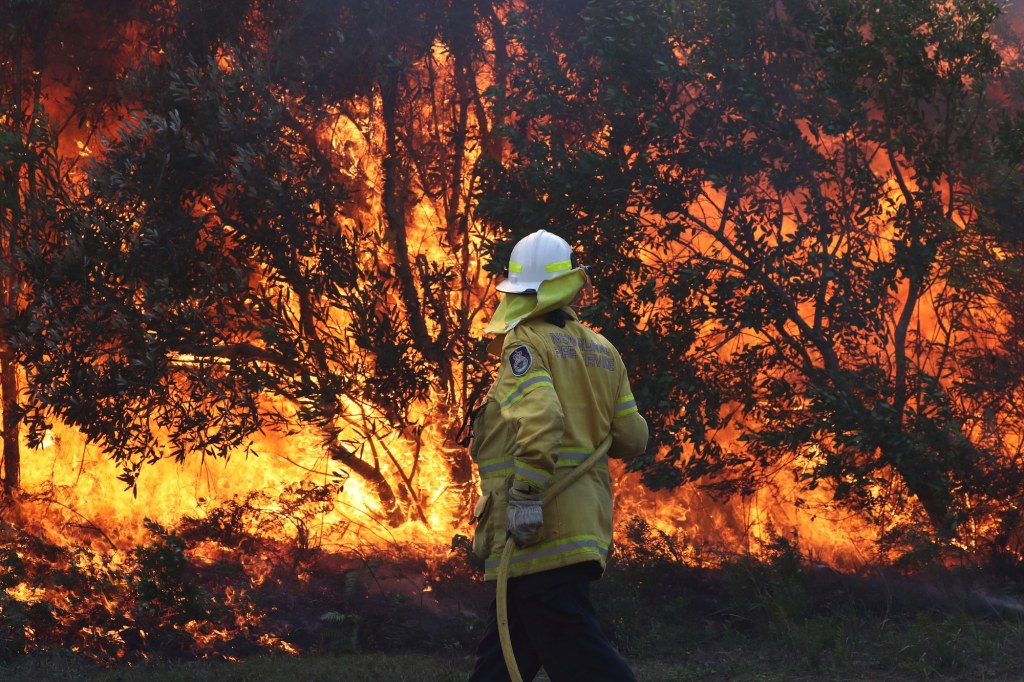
[508,345,533,377]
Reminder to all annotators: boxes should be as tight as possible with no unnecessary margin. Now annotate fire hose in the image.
[496,434,614,682]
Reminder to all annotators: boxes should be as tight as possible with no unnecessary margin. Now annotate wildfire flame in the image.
[3,0,1024,663]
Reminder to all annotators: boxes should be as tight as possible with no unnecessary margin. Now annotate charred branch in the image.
[328,441,403,527]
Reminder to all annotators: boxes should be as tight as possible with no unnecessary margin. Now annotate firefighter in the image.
[468,229,649,682]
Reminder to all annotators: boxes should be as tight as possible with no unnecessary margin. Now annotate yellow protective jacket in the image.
[470,307,649,581]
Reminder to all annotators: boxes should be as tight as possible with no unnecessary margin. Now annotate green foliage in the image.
[179,480,344,554]
[719,529,815,628]
[0,592,30,661]
[130,519,206,619]
[319,611,361,654]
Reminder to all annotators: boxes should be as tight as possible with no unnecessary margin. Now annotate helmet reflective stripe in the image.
[497,230,576,293]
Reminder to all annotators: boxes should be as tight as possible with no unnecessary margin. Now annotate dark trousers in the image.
[468,563,637,682]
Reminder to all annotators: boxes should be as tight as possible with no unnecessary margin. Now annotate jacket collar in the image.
[483,269,588,357]
[483,268,587,337]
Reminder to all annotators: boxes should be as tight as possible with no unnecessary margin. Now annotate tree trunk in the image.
[379,75,439,371]
[1,355,20,492]
[328,441,404,527]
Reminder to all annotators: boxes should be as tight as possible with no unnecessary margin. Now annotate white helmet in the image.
[496,229,576,293]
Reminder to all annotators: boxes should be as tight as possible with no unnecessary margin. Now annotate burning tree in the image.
[12,0,500,527]
[0,0,136,493]
[0,0,1022,567]
[477,0,1024,559]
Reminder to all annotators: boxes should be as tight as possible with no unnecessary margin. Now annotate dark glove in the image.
[506,485,543,547]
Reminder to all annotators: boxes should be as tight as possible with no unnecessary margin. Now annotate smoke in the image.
[1001,0,1024,32]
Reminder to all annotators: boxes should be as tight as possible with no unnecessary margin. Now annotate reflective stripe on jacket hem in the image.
[484,534,609,574]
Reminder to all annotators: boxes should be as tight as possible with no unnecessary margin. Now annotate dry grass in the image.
[5,615,1024,682]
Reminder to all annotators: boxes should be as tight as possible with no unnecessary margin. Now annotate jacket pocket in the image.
[472,492,492,523]
[471,492,494,560]
[467,400,490,462]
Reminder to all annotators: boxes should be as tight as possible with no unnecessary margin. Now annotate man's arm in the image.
[495,339,563,546]
[495,341,564,493]
[609,368,648,458]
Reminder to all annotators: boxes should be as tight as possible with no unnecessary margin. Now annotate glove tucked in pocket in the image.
[470,493,493,560]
